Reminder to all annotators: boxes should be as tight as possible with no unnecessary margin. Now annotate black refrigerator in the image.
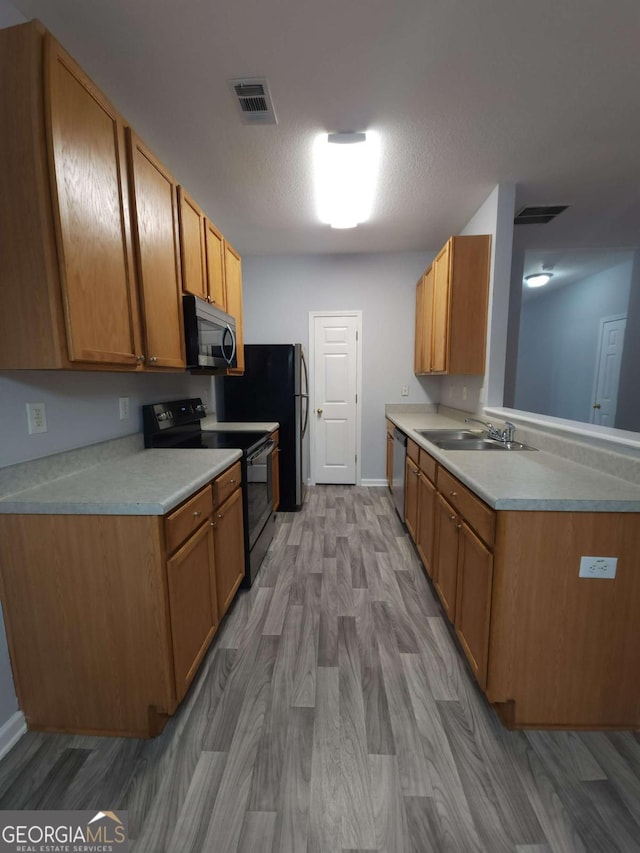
[222,344,309,510]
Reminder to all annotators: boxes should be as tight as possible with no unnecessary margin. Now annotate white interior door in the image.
[311,313,360,484]
[591,314,626,426]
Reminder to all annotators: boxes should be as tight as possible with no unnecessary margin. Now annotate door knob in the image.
[592,403,601,409]
[316,408,323,414]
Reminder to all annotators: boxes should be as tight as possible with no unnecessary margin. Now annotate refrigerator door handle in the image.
[301,348,309,397]
[301,394,309,437]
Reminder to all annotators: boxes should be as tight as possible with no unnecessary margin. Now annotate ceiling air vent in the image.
[230,78,277,125]
[514,205,569,225]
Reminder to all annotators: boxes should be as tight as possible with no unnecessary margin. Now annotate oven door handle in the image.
[246,439,276,464]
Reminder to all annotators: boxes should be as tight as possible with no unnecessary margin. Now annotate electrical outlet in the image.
[401,384,409,397]
[26,402,47,434]
[462,385,468,401]
[579,556,617,579]
[119,397,130,420]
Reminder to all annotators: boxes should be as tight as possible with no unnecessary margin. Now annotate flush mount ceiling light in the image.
[524,273,553,288]
[313,131,380,229]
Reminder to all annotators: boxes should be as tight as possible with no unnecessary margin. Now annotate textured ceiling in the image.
[5,0,640,256]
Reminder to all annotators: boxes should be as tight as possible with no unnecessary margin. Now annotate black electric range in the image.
[143,398,276,586]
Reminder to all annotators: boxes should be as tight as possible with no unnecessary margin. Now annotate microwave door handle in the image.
[223,324,236,366]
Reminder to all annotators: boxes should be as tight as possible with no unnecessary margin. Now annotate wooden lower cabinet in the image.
[432,493,461,620]
[386,429,394,490]
[454,521,493,689]
[393,422,640,728]
[166,519,218,702]
[212,485,245,619]
[404,454,419,538]
[0,461,246,737]
[415,470,436,576]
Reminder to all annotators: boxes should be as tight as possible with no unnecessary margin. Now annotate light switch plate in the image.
[579,556,617,579]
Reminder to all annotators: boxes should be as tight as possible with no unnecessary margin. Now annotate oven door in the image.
[246,439,275,547]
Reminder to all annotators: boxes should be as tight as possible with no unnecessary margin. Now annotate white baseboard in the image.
[361,478,389,487]
[0,710,26,761]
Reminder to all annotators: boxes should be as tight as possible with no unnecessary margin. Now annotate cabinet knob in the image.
[217,512,223,519]
[193,510,201,517]
[456,523,462,530]
[136,354,145,363]
[149,356,158,363]
[229,479,236,484]
[210,521,217,528]
[449,514,456,521]
[450,491,457,497]
[413,467,419,476]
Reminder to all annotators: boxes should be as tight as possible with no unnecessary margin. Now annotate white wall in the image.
[442,183,516,413]
[242,251,439,481]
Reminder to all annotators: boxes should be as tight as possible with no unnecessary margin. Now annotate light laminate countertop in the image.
[0,448,241,516]
[387,411,640,512]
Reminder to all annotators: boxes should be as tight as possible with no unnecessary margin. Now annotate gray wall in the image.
[241,251,439,481]
[514,259,632,422]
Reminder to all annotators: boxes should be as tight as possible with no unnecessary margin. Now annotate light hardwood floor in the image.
[1,485,639,852]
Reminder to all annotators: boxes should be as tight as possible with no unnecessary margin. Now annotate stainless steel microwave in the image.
[183,295,237,369]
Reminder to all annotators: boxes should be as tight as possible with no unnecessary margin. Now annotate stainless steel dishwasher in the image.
[392,428,407,520]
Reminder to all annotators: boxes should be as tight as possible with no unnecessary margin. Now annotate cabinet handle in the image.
[193,510,201,517]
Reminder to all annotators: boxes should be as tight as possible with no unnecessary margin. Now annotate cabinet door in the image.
[414,266,435,374]
[166,520,218,702]
[177,188,207,300]
[213,486,245,619]
[416,471,436,577]
[433,492,460,620]
[45,36,140,366]
[224,241,245,373]
[404,455,419,541]
[455,521,493,689]
[205,219,226,309]
[431,241,451,373]
[127,131,185,369]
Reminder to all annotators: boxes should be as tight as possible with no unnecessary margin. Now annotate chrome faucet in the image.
[465,417,516,444]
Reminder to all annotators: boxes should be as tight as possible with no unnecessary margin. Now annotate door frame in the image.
[590,313,627,425]
[308,310,363,486]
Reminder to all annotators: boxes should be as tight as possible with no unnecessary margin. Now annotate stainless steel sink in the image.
[416,429,537,451]
[416,429,481,441]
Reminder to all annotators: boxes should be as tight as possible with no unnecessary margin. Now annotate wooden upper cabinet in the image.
[431,243,451,372]
[414,235,491,376]
[205,219,227,309]
[224,241,245,374]
[127,131,185,369]
[177,187,207,301]
[45,35,141,366]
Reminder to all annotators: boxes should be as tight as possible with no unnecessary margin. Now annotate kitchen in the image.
[1,0,640,850]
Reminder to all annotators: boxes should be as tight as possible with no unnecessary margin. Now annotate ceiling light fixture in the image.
[313,131,380,229]
[524,273,552,288]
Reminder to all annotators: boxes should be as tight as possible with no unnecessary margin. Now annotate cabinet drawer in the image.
[418,448,437,483]
[407,438,420,464]
[213,461,242,507]
[165,485,213,554]
[437,467,495,547]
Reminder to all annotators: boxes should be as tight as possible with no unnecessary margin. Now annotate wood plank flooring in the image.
[1,485,639,852]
